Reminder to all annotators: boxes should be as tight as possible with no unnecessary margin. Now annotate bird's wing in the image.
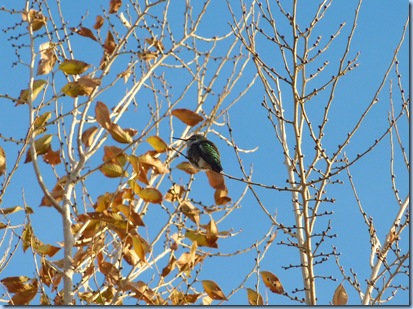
[199,140,223,172]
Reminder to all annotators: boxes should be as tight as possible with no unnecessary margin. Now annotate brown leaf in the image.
[109,123,133,144]
[171,108,203,126]
[0,146,6,176]
[137,51,158,61]
[165,184,185,202]
[104,30,116,55]
[214,188,232,205]
[93,15,104,29]
[171,290,200,305]
[103,145,127,166]
[202,280,227,301]
[146,135,168,153]
[145,38,164,52]
[161,254,176,278]
[206,170,226,190]
[130,152,169,175]
[261,271,284,294]
[332,283,348,305]
[37,42,57,75]
[109,0,122,13]
[59,59,91,75]
[22,10,47,31]
[71,27,97,41]
[115,204,145,227]
[9,279,38,305]
[0,206,23,215]
[1,276,30,293]
[179,201,200,226]
[246,288,264,305]
[95,101,112,130]
[176,161,199,174]
[42,147,61,165]
[130,234,151,262]
[185,230,217,248]
[40,176,67,206]
[81,126,98,147]
[206,218,218,245]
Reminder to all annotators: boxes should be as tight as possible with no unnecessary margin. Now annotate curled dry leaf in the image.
[109,0,122,13]
[42,147,61,166]
[179,201,200,226]
[22,10,47,31]
[81,126,98,147]
[176,161,199,174]
[246,288,264,305]
[70,27,97,42]
[95,101,112,130]
[332,283,348,305]
[37,42,57,75]
[214,188,232,205]
[206,170,226,190]
[165,184,185,202]
[145,38,165,52]
[104,30,116,55]
[109,123,133,144]
[40,176,67,206]
[260,271,284,294]
[171,108,204,126]
[137,51,158,61]
[59,59,91,75]
[0,146,6,176]
[93,15,104,29]
[146,135,168,153]
[202,280,228,301]
[17,79,47,105]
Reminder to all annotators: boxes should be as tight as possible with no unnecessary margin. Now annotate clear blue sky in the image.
[0,0,409,305]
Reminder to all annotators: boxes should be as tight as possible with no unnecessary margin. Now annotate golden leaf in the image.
[171,108,203,126]
[179,201,200,226]
[109,123,133,144]
[261,271,284,294]
[22,10,47,31]
[146,135,168,153]
[176,161,199,174]
[165,184,185,202]
[95,101,112,130]
[0,146,6,176]
[104,30,116,55]
[214,188,232,205]
[332,283,348,305]
[246,288,264,305]
[25,134,53,163]
[81,126,98,147]
[100,162,127,178]
[202,280,228,301]
[136,187,163,204]
[17,80,47,105]
[206,170,226,190]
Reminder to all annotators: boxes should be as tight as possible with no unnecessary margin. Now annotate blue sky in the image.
[0,0,409,305]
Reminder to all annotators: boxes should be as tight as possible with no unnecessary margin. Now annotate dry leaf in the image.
[17,80,47,105]
[109,123,133,144]
[59,59,90,75]
[81,126,98,147]
[104,30,116,55]
[25,134,53,163]
[137,51,158,61]
[146,135,168,153]
[165,184,185,202]
[214,188,232,205]
[0,146,6,176]
[332,283,348,305]
[261,271,284,294]
[136,187,163,204]
[176,161,199,174]
[42,147,61,165]
[37,42,56,75]
[109,0,122,13]
[246,288,264,305]
[202,280,227,301]
[93,15,104,29]
[33,111,51,135]
[100,162,127,178]
[22,10,47,31]
[70,27,97,41]
[95,101,112,130]
[206,170,226,190]
[171,108,204,126]
[179,201,200,226]
[145,38,164,52]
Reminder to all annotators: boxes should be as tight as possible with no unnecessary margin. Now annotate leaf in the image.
[202,280,228,301]
[71,27,97,42]
[165,184,185,202]
[61,79,96,97]
[0,146,6,176]
[171,290,200,305]
[100,162,127,178]
[130,152,169,175]
[25,134,53,163]
[37,42,57,75]
[0,206,23,215]
[109,123,133,144]
[246,288,264,305]
[93,15,104,29]
[179,201,200,226]
[137,51,158,61]
[115,204,145,227]
[171,108,203,126]
[81,126,98,147]
[206,218,218,245]
[33,111,51,135]
[145,38,164,52]
[261,271,284,294]
[33,243,61,257]
[40,176,67,207]
[10,279,38,305]
[104,30,116,55]
[161,254,176,278]
[103,146,127,166]
[131,234,151,262]
[206,170,226,190]
[59,59,91,75]
[214,188,232,205]
[109,0,122,13]
[332,283,348,305]
[176,161,199,174]
[1,276,30,293]
[22,10,47,31]
[17,79,47,105]
[42,147,61,165]
[95,101,112,130]
[136,187,163,204]
[146,135,168,153]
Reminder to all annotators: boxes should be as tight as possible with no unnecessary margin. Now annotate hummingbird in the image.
[173,134,223,173]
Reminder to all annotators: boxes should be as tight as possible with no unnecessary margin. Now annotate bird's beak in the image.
[172,137,186,141]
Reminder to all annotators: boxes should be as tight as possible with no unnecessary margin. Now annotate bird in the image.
[173,134,223,173]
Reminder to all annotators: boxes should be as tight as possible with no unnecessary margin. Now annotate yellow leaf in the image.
[109,123,133,144]
[25,134,53,163]
[131,234,150,262]
[137,187,163,204]
[171,108,203,126]
[17,80,47,105]
[202,280,227,301]
[261,271,284,294]
[0,206,23,215]
[176,161,199,174]
[246,288,264,305]
[33,112,51,135]
[146,135,168,153]
[0,146,6,176]
[137,51,158,61]
[59,59,91,75]
[22,10,47,31]
[332,283,348,305]
[180,201,200,226]
[100,162,127,178]
[165,184,185,202]
[61,80,94,97]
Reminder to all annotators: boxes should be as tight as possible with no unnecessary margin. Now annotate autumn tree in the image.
[0,0,409,305]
